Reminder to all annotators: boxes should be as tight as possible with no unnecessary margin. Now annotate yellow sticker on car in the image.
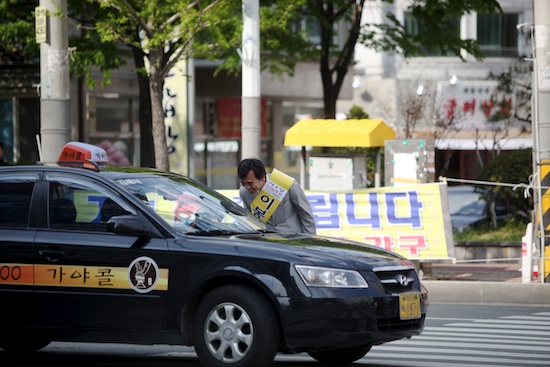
[0,257,168,293]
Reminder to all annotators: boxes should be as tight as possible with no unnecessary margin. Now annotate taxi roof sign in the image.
[58,142,109,171]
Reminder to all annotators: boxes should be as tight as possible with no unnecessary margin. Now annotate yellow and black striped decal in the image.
[540,159,550,244]
[0,256,168,293]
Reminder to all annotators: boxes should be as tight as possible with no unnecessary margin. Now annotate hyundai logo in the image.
[396,274,409,286]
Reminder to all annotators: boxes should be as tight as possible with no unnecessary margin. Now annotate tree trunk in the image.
[132,47,155,167]
[317,0,364,119]
[321,66,337,119]
[149,54,169,171]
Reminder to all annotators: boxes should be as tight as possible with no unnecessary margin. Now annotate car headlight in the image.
[295,265,369,288]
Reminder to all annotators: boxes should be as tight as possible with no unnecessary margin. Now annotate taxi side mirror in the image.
[107,215,151,237]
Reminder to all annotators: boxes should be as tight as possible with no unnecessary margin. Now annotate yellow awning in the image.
[283,119,395,147]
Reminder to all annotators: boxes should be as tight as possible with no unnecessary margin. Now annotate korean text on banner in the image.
[219,182,454,260]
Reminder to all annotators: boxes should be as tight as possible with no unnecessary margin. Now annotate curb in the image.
[422,280,550,305]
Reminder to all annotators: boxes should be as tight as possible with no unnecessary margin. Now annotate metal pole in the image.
[534,0,550,283]
[532,36,544,283]
[187,58,196,179]
[39,0,71,163]
[241,0,261,160]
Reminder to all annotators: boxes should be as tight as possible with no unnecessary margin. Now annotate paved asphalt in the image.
[420,262,550,305]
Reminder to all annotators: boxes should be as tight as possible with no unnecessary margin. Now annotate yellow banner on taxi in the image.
[0,263,169,292]
[219,182,454,260]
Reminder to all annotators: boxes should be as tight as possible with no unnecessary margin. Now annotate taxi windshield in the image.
[113,174,266,234]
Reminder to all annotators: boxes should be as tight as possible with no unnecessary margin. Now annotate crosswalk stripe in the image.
[423,330,549,341]
[360,359,489,367]
[502,315,550,321]
[430,325,550,336]
[365,350,550,365]
[472,318,550,325]
[363,312,550,367]
[371,344,550,359]
[447,322,550,330]
[408,335,550,346]
[380,340,550,353]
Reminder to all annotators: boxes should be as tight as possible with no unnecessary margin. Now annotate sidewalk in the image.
[420,261,550,305]
[422,262,523,282]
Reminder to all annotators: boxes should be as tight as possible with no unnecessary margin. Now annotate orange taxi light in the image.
[58,142,109,170]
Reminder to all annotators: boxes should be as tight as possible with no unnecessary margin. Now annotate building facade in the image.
[0,0,533,190]
[341,0,534,182]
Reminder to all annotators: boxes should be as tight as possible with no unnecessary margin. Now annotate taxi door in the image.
[33,172,170,331]
[0,172,40,328]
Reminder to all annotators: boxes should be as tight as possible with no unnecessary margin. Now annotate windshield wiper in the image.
[189,229,260,237]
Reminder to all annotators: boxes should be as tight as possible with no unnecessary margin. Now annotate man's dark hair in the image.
[238,158,266,180]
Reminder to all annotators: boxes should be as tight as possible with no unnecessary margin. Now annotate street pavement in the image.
[427,262,523,282]
[420,261,550,305]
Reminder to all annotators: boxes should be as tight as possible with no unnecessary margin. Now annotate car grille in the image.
[327,315,425,333]
[377,315,425,332]
[373,268,418,293]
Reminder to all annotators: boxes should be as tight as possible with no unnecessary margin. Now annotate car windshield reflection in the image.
[448,190,486,217]
[114,175,265,234]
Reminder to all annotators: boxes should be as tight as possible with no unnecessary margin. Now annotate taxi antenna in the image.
[36,134,43,164]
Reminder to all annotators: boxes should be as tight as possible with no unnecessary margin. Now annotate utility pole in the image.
[241,0,261,160]
[38,0,71,163]
[533,0,550,283]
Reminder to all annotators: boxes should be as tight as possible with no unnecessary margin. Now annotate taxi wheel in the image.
[192,285,280,367]
[308,344,372,365]
[0,337,51,353]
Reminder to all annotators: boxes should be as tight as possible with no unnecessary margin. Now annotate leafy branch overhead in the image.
[0,0,39,64]
[309,0,502,118]
[0,0,504,168]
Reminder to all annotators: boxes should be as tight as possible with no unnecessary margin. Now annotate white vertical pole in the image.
[39,0,71,163]
[534,0,550,282]
[241,0,261,160]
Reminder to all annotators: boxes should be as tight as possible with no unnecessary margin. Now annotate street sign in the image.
[35,6,47,43]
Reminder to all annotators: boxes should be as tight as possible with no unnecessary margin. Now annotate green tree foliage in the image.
[0,0,38,64]
[2,0,505,169]
[346,105,369,119]
[207,0,314,77]
[73,0,310,170]
[299,0,502,118]
[76,0,231,170]
[476,148,533,220]
[0,0,313,169]
[68,1,126,89]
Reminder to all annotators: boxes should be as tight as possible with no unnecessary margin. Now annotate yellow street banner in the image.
[219,182,454,260]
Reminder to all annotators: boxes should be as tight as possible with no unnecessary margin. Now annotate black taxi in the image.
[0,142,428,367]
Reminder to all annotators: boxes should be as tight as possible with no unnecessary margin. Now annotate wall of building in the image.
[339,0,535,184]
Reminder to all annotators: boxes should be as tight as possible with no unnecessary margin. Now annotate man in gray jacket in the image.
[238,158,316,234]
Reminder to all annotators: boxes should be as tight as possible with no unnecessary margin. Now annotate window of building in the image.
[0,97,41,165]
[299,16,322,46]
[293,14,340,48]
[404,12,460,57]
[193,98,271,190]
[477,13,518,58]
[87,95,139,166]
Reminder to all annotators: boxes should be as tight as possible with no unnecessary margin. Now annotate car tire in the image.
[192,285,280,367]
[0,337,51,353]
[307,345,372,365]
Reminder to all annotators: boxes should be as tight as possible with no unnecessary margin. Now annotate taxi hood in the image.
[226,231,413,270]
